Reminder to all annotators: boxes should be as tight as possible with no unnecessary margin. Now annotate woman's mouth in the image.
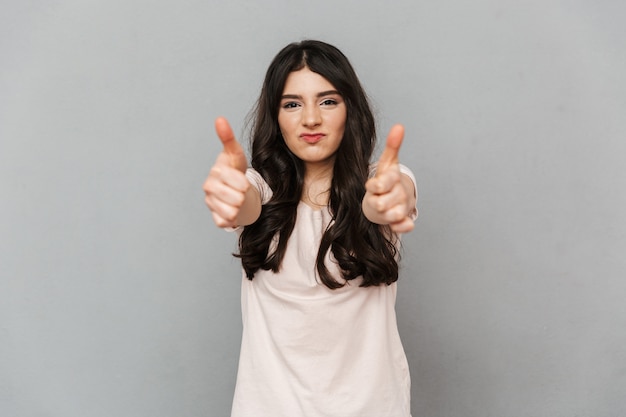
[301,133,325,144]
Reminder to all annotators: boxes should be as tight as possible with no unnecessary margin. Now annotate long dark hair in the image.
[236,40,398,289]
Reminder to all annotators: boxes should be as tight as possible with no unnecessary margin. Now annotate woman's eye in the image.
[321,99,337,106]
[282,102,300,109]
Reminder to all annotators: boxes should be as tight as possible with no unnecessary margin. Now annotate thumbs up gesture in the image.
[362,125,416,233]
[203,117,260,228]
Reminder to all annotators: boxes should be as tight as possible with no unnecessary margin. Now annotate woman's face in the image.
[278,67,347,173]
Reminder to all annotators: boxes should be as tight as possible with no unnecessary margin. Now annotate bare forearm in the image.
[236,186,262,226]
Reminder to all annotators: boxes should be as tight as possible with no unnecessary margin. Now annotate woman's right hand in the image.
[203,117,257,228]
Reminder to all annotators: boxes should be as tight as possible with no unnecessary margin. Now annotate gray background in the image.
[1,1,625,416]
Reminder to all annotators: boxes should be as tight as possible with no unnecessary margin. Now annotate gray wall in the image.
[1,1,625,416]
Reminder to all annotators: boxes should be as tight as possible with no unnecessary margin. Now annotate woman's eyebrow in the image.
[317,90,340,97]
[281,90,341,100]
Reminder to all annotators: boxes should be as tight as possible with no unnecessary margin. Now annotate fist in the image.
[203,117,250,228]
[363,124,415,233]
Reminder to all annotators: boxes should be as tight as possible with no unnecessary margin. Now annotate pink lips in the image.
[301,133,325,144]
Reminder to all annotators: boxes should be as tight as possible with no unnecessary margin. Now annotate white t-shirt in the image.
[230,167,417,417]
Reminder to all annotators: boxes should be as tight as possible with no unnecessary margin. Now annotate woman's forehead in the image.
[282,67,337,95]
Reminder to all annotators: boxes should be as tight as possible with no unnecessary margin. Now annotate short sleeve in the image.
[246,168,273,204]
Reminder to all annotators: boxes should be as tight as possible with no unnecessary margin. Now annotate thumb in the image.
[214,117,247,172]
[377,124,404,176]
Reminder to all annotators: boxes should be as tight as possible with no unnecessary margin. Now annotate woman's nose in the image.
[301,105,321,127]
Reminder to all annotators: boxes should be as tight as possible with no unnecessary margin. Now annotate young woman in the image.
[204,40,418,417]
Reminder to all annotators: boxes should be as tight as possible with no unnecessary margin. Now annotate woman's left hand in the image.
[362,124,416,233]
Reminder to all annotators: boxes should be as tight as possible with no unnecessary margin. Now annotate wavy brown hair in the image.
[236,40,398,288]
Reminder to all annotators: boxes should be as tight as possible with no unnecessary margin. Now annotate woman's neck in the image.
[302,163,334,209]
